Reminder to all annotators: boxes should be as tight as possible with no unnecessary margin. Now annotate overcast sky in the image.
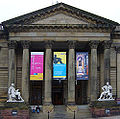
[0,0,120,24]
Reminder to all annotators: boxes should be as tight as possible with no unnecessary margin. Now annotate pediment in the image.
[32,13,88,24]
[2,3,118,26]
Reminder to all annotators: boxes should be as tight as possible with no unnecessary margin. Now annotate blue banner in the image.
[76,52,88,80]
[53,52,66,80]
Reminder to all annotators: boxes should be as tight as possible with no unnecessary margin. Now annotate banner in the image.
[30,52,44,80]
[53,52,66,80]
[76,52,88,80]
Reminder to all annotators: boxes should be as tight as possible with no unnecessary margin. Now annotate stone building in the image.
[0,2,120,118]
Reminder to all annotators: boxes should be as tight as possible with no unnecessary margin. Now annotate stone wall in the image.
[0,109,29,119]
[0,41,8,97]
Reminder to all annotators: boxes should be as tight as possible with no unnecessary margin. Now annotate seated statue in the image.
[98,82,114,101]
[7,83,24,102]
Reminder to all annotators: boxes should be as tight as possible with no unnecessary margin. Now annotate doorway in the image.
[76,80,88,105]
[52,81,64,105]
[29,81,43,105]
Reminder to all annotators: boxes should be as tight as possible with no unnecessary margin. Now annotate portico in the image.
[0,2,119,118]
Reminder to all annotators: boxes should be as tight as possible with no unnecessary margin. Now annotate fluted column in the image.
[44,41,53,105]
[68,41,75,104]
[103,41,111,84]
[116,47,120,98]
[89,41,99,101]
[8,40,16,87]
[21,40,30,103]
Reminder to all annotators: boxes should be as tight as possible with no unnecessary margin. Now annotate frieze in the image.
[8,40,17,49]
[89,41,99,49]
[21,40,30,49]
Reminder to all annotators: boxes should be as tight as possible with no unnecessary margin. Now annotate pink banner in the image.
[30,52,44,80]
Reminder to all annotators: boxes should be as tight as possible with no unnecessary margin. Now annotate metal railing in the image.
[66,105,76,119]
[47,106,54,119]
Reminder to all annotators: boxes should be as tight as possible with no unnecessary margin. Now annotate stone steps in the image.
[30,105,92,119]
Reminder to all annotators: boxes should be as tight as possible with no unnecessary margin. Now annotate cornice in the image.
[5,24,113,33]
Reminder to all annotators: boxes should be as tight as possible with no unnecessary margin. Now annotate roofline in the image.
[2,3,119,26]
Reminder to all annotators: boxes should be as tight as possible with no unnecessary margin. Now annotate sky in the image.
[0,0,120,24]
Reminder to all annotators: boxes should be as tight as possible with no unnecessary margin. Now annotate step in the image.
[30,105,92,119]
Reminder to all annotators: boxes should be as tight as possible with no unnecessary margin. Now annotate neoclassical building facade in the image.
[0,3,120,111]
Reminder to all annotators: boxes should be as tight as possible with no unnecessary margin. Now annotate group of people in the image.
[32,105,41,113]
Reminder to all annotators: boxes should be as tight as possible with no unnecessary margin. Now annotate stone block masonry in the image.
[0,109,29,119]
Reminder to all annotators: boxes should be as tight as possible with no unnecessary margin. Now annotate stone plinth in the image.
[0,102,29,119]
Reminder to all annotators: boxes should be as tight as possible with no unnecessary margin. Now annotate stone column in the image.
[68,41,75,104]
[89,41,99,101]
[44,41,53,105]
[21,40,30,103]
[8,40,16,87]
[116,47,120,98]
[103,41,111,84]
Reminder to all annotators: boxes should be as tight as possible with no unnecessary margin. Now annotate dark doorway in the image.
[76,80,88,105]
[29,81,43,105]
[52,81,64,105]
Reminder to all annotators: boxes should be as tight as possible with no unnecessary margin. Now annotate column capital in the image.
[45,40,54,49]
[68,40,76,49]
[89,41,99,49]
[8,40,17,49]
[115,46,120,54]
[102,41,112,49]
[21,40,30,49]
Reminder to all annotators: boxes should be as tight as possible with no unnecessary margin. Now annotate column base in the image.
[67,101,75,105]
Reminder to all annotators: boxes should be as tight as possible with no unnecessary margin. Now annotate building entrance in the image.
[52,81,64,105]
[29,81,43,105]
[76,80,88,105]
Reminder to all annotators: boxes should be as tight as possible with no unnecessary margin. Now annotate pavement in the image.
[88,115,120,119]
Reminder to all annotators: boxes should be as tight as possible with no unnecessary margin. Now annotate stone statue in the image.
[7,83,24,102]
[98,82,114,101]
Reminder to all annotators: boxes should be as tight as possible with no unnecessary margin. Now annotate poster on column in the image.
[76,52,88,80]
[30,52,44,80]
[53,52,66,80]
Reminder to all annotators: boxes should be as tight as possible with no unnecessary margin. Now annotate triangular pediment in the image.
[2,3,119,26]
[32,13,88,24]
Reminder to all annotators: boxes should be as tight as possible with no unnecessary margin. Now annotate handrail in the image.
[47,106,54,119]
[66,105,77,119]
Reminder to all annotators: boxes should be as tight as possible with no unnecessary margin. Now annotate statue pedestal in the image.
[90,101,120,117]
[98,99,114,101]
[0,102,29,119]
